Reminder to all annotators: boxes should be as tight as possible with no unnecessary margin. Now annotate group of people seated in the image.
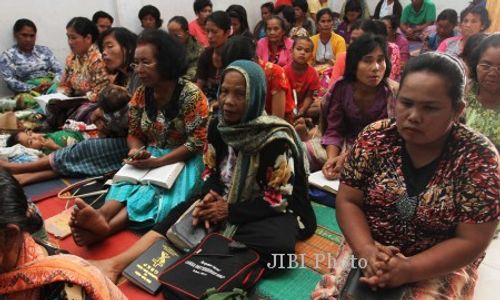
[0,0,499,299]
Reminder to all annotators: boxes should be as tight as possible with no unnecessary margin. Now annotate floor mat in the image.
[24,177,79,202]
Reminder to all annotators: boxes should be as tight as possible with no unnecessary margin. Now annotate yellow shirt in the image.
[487,0,500,32]
[309,33,347,65]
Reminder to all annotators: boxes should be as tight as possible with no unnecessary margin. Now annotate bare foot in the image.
[88,259,123,283]
[71,226,109,246]
[70,198,110,234]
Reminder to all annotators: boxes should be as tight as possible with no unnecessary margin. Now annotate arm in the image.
[271,90,286,118]
[298,89,314,117]
[45,47,63,81]
[57,55,73,96]
[86,57,110,102]
[0,52,36,92]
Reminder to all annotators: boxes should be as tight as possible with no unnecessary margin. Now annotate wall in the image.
[0,0,473,96]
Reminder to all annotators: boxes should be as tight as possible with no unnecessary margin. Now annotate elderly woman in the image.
[90,60,316,285]
[69,29,208,246]
[312,52,500,299]
[465,33,500,149]
[0,19,62,110]
[256,16,294,67]
[0,169,126,299]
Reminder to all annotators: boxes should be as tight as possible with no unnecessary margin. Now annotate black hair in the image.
[66,17,99,43]
[462,32,488,70]
[0,168,43,233]
[316,8,335,23]
[168,16,189,32]
[261,2,274,13]
[226,5,250,33]
[92,10,114,24]
[206,11,232,32]
[98,27,137,74]
[97,85,130,113]
[400,52,465,109]
[292,0,309,13]
[194,0,213,14]
[437,9,458,26]
[381,15,400,31]
[137,29,187,80]
[274,5,295,28]
[344,33,391,82]
[6,132,21,147]
[221,35,256,68]
[460,5,490,31]
[138,5,163,28]
[351,19,378,34]
[293,36,314,49]
[13,18,36,33]
[469,33,500,83]
[373,20,388,37]
[343,0,363,23]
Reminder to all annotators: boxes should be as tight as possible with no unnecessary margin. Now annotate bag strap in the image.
[57,176,107,200]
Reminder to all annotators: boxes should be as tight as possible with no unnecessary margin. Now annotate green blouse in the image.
[465,86,500,149]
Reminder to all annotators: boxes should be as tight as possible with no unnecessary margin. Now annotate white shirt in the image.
[379,0,394,18]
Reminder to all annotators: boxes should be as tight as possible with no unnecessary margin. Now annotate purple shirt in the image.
[321,79,393,148]
[336,22,352,44]
[394,32,410,63]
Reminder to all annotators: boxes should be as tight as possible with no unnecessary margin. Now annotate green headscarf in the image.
[217,60,315,239]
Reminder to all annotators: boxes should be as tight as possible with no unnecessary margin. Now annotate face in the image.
[197,6,213,23]
[477,46,500,94]
[294,7,305,19]
[266,19,285,44]
[167,21,188,44]
[133,44,159,87]
[356,46,386,87]
[219,70,247,124]
[350,28,364,43]
[345,11,361,23]
[292,39,313,64]
[396,71,463,146]
[0,225,22,273]
[460,13,483,38]
[206,20,229,48]
[16,131,46,150]
[141,15,157,29]
[15,26,36,52]
[96,17,112,33]
[411,0,423,7]
[436,19,455,38]
[318,14,334,33]
[67,26,93,56]
[382,19,395,37]
[101,34,125,72]
[231,17,242,34]
[261,7,272,21]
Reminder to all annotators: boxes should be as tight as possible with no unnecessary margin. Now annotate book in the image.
[113,162,185,189]
[308,170,340,194]
[34,93,88,113]
[340,266,406,300]
[166,200,207,252]
[122,239,180,295]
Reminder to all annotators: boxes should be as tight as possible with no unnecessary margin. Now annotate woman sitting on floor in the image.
[0,18,62,110]
[69,29,208,246]
[90,60,316,283]
[312,52,500,299]
[0,169,126,300]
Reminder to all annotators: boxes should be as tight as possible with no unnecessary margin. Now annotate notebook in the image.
[34,93,87,113]
[166,200,207,252]
[308,170,340,194]
[122,239,180,295]
[113,162,185,189]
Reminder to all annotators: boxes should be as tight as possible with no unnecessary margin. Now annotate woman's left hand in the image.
[197,197,229,226]
[126,157,162,169]
[360,253,412,288]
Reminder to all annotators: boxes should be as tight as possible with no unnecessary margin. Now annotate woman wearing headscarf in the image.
[90,60,316,283]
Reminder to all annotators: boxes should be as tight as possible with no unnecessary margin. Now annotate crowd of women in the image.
[0,0,498,299]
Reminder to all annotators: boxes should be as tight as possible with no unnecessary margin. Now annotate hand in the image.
[360,253,411,289]
[192,190,222,227]
[127,148,151,161]
[195,194,228,226]
[322,153,348,180]
[357,243,400,280]
[125,156,160,169]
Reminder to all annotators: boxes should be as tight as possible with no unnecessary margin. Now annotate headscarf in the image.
[217,60,316,239]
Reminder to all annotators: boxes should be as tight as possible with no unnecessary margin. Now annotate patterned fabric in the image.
[437,35,463,58]
[465,85,500,149]
[106,146,204,230]
[214,60,315,239]
[388,42,401,80]
[185,36,204,82]
[258,60,295,119]
[58,44,109,102]
[128,78,208,152]
[49,138,128,176]
[0,45,62,92]
[0,233,126,300]
[312,119,500,299]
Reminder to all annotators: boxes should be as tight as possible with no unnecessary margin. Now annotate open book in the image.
[308,171,340,194]
[34,92,88,113]
[113,162,185,189]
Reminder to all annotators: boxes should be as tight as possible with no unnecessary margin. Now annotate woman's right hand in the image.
[127,148,151,160]
[322,153,347,180]
[357,243,400,285]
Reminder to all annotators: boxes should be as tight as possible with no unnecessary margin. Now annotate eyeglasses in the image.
[129,62,156,69]
[477,63,500,73]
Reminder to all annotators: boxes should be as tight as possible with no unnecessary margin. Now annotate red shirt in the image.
[258,60,294,117]
[284,63,320,109]
[275,0,293,8]
[189,19,209,48]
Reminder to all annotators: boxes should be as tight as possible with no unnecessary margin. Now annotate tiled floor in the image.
[474,238,500,300]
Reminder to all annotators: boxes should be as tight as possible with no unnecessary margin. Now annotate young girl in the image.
[284,37,320,119]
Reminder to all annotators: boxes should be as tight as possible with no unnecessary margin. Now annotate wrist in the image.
[356,242,377,259]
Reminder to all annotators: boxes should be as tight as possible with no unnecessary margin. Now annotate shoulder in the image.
[355,119,398,150]
[425,0,436,9]
[129,85,146,107]
[284,38,294,48]
[35,45,53,54]
[179,78,204,98]
[257,37,269,47]
[310,34,320,43]
[0,47,16,60]
[451,123,499,160]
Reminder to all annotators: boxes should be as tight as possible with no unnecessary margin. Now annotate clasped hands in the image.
[357,243,412,289]
[192,190,228,230]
